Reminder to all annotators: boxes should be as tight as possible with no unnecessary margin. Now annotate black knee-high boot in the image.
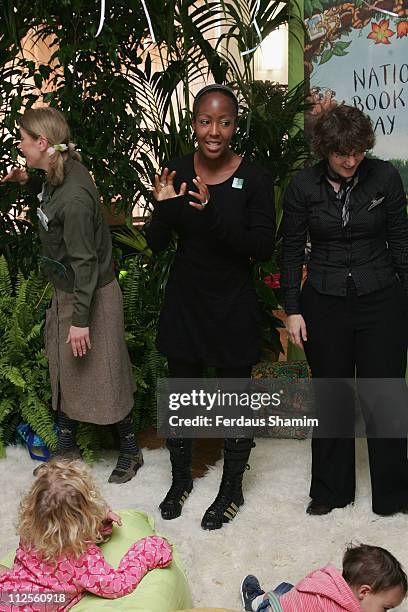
[201,438,255,530]
[108,412,144,484]
[159,438,193,520]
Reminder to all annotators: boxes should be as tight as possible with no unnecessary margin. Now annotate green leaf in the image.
[26,323,43,342]
[304,0,313,17]
[332,47,349,57]
[0,398,15,421]
[2,366,26,388]
[335,41,352,50]
[33,72,43,89]
[319,49,334,65]
[0,257,12,297]
[38,64,51,79]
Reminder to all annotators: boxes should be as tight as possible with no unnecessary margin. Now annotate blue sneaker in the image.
[240,575,265,611]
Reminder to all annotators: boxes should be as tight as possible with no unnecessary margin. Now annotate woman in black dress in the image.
[145,84,276,530]
[282,104,408,516]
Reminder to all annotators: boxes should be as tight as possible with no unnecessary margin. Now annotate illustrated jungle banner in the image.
[302,0,408,191]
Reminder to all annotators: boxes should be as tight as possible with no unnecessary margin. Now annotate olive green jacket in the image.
[29,159,115,327]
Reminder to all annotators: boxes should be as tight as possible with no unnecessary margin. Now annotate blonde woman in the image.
[0,460,172,609]
[2,107,142,483]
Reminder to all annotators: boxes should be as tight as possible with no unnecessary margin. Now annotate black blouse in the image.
[281,158,408,315]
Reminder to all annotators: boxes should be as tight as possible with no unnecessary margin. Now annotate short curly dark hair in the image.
[311,105,375,159]
[343,543,407,595]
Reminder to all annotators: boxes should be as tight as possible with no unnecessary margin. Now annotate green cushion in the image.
[2,509,192,612]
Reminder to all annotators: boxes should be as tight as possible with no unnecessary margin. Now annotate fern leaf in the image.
[1,412,21,448]
[0,398,15,422]
[19,393,57,449]
[76,422,101,464]
[26,322,44,342]
[0,256,12,298]
[0,365,26,388]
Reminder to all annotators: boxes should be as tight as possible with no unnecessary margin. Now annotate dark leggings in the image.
[167,359,254,449]
[168,359,253,379]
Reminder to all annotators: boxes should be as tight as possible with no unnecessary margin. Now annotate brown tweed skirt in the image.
[44,279,136,424]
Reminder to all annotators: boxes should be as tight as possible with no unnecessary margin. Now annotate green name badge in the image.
[232,177,244,189]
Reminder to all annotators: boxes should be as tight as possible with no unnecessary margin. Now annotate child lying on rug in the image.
[0,460,172,611]
[241,543,407,611]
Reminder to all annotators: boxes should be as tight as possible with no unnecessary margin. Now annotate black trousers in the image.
[300,278,408,514]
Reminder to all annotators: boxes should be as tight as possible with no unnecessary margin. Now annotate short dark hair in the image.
[311,104,375,159]
[342,544,407,595]
[193,84,239,119]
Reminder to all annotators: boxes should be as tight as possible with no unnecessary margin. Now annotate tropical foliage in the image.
[120,249,173,428]
[1,0,304,221]
[0,256,56,456]
[0,0,309,453]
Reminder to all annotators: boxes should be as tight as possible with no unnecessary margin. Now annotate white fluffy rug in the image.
[1,439,408,611]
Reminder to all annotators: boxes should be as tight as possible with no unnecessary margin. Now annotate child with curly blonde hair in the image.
[0,460,172,610]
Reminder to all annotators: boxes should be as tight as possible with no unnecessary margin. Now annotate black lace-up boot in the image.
[159,438,193,520]
[201,438,255,530]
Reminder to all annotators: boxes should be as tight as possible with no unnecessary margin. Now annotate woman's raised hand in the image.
[286,314,308,349]
[1,166,29,185]
[153,168,186,201]
[189,176,210,211]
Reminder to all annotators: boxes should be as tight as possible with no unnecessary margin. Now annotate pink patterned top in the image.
[0,535,172,611]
